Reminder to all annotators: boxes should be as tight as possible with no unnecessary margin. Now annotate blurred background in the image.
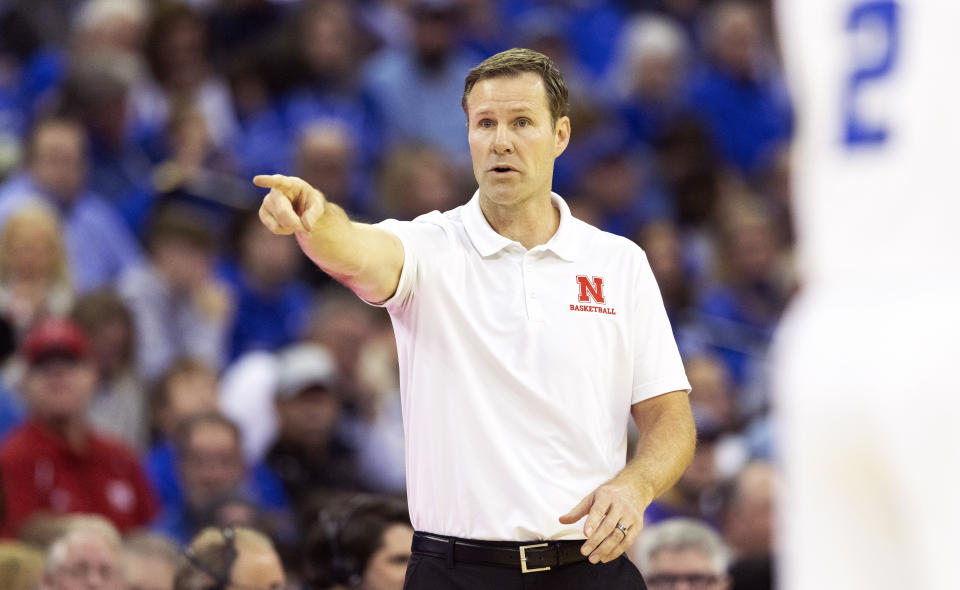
[0,0,789,588]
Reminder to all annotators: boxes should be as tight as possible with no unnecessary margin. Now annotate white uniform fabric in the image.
[775,1,960,588]
[374,192,690,541]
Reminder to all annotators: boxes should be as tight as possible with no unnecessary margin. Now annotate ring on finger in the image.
[615,522,629,537]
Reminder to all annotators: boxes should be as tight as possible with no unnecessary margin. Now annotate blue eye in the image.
[517,119,528,127]
[480,120,493,128]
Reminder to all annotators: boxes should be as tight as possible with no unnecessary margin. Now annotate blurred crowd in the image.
[0,0,790,588]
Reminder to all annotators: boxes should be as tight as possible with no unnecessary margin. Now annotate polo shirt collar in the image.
[462,191,579,261]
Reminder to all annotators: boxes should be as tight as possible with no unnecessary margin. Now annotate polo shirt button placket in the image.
[522,253,542,322]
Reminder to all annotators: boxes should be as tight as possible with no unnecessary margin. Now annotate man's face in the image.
[24,358,98,423]
[47,535,123,590]
[276,388,341,448]
[180,423,245,508]
[30,123,87,202]
[362,523,414,590]
[646,548,730,590]
[466,72,569,210]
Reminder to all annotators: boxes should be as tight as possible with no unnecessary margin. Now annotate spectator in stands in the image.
[0,319,156,537]
[266,343,363,508]
[132,2,238,156]
[220,210,311,361]
[687,1,791,175]
[283,0,381,171]
[377,143,461,221]
[43,520,124,590]
[722,461,776,560]
[696,199,790,388]
[154,412,289,545]
[144,358,220,510]
[294,121,369,219]
[644,428,724,527]
[70,290,144,451]
[304,495,412,590]
[306,291,379,414]
[0,541,44,590]
[686,354,739,434]
[635,518,732,590]
[653,115,725,237]
[150,106,257,235]
[361,0,480,165]
[635,220,696,332]
[118,206,233,380]
[607,15,691,147]
[0,116,144,293]
[174,527,285,590]
[573,128,672,238]
[123,533,180,590]
[0,206,72,334]
[59,51,155,233]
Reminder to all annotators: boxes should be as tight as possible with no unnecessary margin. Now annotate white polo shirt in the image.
[375,192,690,541]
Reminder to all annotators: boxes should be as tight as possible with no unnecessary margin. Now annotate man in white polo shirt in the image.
[256,48,695,589]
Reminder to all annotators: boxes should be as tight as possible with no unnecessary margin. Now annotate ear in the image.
[553,116,571,158]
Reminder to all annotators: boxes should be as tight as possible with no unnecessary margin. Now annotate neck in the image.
[38,415,89,452]
[479,191,560,250]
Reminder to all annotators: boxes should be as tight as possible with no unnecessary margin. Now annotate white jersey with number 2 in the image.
[775,1,960,589]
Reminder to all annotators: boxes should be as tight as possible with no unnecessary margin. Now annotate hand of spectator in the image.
[559,479,646,564]
[254,174,326,235]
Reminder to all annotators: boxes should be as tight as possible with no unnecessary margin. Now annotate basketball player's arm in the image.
[255,174,404,304]
[560,390,695,563]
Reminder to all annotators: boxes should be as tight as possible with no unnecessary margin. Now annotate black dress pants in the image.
[403,544,647,590]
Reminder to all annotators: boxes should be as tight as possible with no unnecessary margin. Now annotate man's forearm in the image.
[294,202,403,303]
[615,390,697,506]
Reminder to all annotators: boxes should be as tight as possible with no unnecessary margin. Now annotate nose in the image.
[492,125,513,154]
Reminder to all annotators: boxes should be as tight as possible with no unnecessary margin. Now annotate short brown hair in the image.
[462,48,569,126]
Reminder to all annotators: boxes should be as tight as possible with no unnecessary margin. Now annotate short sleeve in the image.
[631,250,691,404]
[370,213,450,313]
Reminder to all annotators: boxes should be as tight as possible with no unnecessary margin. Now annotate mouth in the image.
[489,165,519,174]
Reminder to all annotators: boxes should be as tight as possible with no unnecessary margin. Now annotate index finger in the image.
[253,174,315,197]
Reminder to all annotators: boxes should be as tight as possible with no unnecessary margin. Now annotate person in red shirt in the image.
[0,319,157,537]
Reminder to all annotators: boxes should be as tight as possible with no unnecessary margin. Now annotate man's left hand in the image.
[559,480,648,564]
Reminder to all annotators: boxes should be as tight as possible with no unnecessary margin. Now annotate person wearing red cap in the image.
[0,319,157,537]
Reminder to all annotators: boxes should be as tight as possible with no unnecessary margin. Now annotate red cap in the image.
[23,319,90,365]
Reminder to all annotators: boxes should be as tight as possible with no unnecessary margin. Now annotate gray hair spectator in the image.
[44,521,124,590]
[606,14,690,102]
[637,518,731,590]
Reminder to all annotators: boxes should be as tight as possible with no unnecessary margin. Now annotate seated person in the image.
[153,412,290,545]
[635,518,732,590]
[0,319,156,537]
[174,526,285,590]
[304,494,412,590]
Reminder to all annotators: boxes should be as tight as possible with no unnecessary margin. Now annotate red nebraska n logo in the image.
[576,275,606,304]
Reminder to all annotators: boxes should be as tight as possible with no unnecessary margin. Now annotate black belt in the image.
[411,531,587,573]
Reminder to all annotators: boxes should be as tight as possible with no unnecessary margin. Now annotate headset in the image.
[181,526,239,590]
[311,496,372,588]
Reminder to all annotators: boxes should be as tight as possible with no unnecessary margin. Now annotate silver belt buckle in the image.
[519,543,551,573]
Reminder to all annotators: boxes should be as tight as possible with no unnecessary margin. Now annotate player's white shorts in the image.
[774,286,960,590]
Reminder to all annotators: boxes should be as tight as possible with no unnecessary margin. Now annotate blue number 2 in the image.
[843,0,901,147]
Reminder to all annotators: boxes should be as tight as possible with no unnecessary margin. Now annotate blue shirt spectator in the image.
[686,2,792,175]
